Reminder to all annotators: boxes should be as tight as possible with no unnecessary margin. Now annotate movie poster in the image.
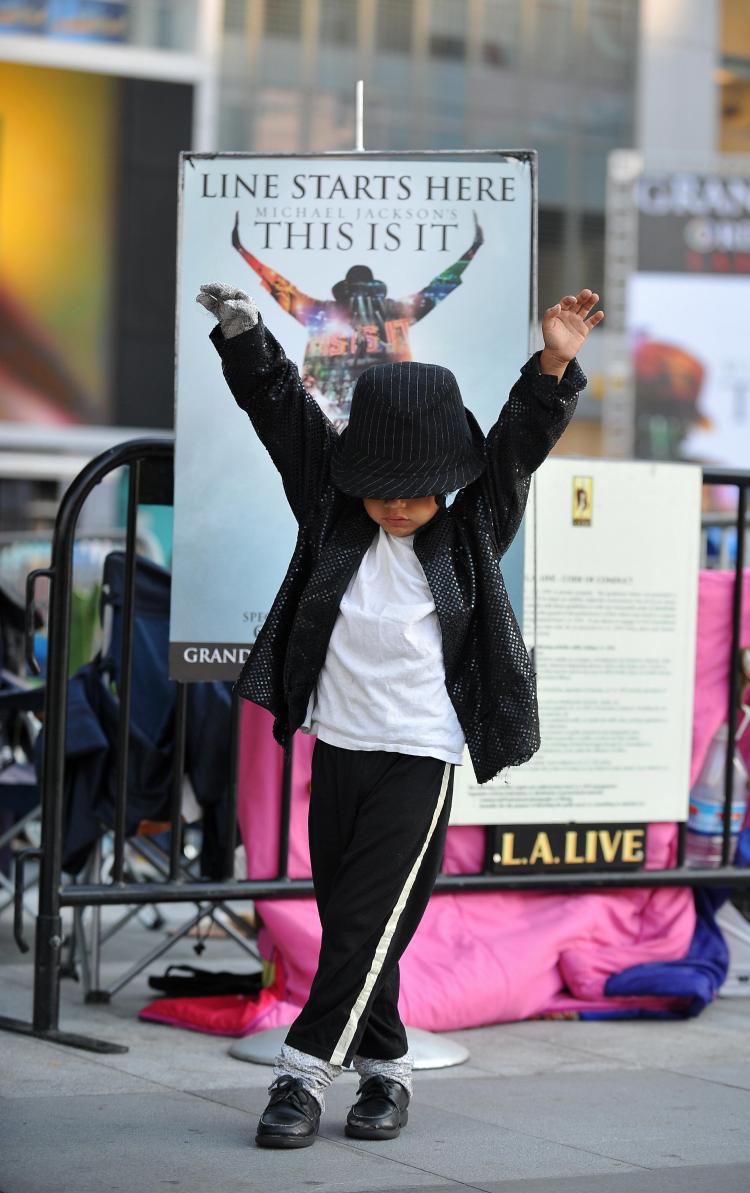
[628,168,750,468]
[171,152,536,680]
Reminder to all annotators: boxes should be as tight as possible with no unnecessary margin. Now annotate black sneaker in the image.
[345,1074,410,1140]
[255,1075,321,1148]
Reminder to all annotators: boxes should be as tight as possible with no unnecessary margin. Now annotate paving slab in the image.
[666,1061,750,1091]
[414,1069,750,1170]
[0,1089,460,1193]
[442,1026,643,1075]
[0,967,273,1094]
[478,1164,750,1193]
[196,1083,641,1185]
[0,1032,167,1099]
[500,1001,750,1065]
[320,1090,641,1186]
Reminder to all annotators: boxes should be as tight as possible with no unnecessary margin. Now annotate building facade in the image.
[219,0,640,323]
[0,0,742,435]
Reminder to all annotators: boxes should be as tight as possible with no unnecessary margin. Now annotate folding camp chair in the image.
[0,581,44,921]
[66,550,258,1001]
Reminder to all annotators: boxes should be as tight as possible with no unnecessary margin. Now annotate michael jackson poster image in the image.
[171,153,535,681]
[232,209,484,429]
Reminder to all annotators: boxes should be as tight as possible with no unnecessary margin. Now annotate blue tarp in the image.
[585,825,750,1019]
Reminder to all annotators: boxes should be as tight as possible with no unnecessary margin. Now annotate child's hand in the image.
[541,288,604,369]
[196,282,259,338]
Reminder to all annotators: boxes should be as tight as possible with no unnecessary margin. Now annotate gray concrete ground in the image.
[1,906,750,1193]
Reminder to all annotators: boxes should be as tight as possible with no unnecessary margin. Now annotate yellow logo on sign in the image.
[572,475,593,526]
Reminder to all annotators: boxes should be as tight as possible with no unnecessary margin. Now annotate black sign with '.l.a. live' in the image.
[487,823,647,873]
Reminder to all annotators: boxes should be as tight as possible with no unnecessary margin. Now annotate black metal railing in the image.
[0,443,748,1053]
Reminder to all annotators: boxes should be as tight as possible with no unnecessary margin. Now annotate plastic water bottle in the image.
[685,724,749,868]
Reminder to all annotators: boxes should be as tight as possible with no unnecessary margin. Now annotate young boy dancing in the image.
[197,279,603,1148]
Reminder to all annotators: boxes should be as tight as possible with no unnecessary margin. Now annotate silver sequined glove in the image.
[196,281,259,338]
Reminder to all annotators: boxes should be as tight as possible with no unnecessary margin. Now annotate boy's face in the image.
[363,495,439,536]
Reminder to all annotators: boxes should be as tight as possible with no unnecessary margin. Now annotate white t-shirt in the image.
[301,525,465,764]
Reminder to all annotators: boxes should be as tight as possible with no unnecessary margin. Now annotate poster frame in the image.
[171,147,540,678]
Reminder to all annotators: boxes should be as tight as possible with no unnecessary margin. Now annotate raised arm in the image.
[232,213,321,326]
[403,212,484,324]
[197,282,337,523]
[452,289,603,556]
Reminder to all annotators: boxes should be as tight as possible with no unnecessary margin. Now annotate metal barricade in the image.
[0,442,749,1054]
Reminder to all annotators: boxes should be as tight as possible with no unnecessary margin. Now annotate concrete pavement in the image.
[1,910,749,1192]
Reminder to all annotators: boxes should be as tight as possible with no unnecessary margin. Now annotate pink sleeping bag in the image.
[235,568,750,1029]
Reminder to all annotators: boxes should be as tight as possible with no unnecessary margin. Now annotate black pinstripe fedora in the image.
[330,361,486,499]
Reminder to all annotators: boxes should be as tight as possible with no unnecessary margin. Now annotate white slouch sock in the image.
[271,1042,342,1114]
[352,1048,415,1096]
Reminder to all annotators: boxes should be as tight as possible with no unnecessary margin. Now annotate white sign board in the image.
[450,458,701,826]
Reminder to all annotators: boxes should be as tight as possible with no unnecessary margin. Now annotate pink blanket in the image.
[237,569,750,1028]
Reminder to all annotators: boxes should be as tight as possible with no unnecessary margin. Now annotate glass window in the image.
[265,0,302,38]
[252,86,302,151]
[481,0,521,70]
[219,101,250,150]
[376,0,414,54]
[585,0,638,86]
[538,207,565,316]
[113,0,201,52]
[581,211,605,291]
[429,33,465,59]
[429,0,466,60]
[720,77,750,152]
[538,208,605,320]
[722,0,750,60]
[720,0,750,150]
[529,0,571,75]
[224,0,246,34]
[372,50,413,102]
[320,0,358,45]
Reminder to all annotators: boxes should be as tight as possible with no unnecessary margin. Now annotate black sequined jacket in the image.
[209,316,586,783]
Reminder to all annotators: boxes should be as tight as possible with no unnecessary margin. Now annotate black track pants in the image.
[284,738,455,1068]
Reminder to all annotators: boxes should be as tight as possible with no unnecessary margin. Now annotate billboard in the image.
[0,63,118,424]
[171,151,536,681]
[607,157,750,467]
